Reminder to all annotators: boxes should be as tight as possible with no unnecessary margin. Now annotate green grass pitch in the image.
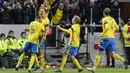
[0,68,129,73]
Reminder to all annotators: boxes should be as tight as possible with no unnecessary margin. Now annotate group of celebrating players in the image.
[14,7,128,73]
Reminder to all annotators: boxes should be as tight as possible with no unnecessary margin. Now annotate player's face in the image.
[40,9,46,18]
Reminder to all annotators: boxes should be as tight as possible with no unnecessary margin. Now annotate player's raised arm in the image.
[56,25,71,34]
[68,28,72,45]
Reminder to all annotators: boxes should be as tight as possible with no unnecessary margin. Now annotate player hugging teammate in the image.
[15,8,50,73]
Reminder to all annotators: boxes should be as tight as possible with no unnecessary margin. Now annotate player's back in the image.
[102,16,119,38]
[28,21,44,44]
[71,24,80,47]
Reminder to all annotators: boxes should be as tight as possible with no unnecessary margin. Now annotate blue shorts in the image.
[40,40,46,50]
[23,42,38,53]
[65,46,78,56]
[39,37,46,50]
[99,38,116,52]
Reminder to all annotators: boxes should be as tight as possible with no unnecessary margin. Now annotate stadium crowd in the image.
[0,0,119,24]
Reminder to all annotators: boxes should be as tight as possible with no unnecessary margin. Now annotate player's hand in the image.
[56,25,61,29]
[99,34,104,40]
[42,33,46,36]
[24,28,29,32]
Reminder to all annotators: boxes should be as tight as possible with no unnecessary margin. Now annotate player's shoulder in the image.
[72,24,77,28]
[102,17,106,20]
[102,17,107,23]
[38,22,43,27]
[102,18,108,24]
[30,21,40,25]
[110,16,115,20]
[45,17,50,24]
[71,24,80,30]
[123,24,128,27]
[107,16,115,21]
[30,21,35,24]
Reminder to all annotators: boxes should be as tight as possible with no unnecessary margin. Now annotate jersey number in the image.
[111,21,114,30]
[31,26,35,34]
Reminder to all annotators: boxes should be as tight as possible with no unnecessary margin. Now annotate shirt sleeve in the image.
[68,29,72,45]
[113,19,119,31]
[59,27,71,34]
[102,18,105,31]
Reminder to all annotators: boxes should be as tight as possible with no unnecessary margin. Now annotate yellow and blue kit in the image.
[99,16,119,52]
[24,21,45,53]
[59,24,80,56]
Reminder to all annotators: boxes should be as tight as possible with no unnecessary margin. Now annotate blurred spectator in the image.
[0,33,7,69]
[95,0,103,9]
[68,0,80,23]
[110,0,119,23]
[6,30,18,50]
[52,2,64,25]
[122,19,130,64]
[5,30,19,60]
[102,0,111,9]
[85,0,102,24]
[17,32,27,55]
[79,0,88,23]
[1,30,19,68]
[23,1,31,24]
[12,1,23,24]
[0,1,13,24]
[30,4,36,22]
[0,33,7,56]
[18,32,27,49]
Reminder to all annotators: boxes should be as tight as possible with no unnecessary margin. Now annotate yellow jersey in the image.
[28,21,45,44]
[52,9,63,24]
[41,17,50,40]
[101,16,119,38]
[60,24,80,47]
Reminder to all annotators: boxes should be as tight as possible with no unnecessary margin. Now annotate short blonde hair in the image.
[74,15,81,24]
[103,8,111,15]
